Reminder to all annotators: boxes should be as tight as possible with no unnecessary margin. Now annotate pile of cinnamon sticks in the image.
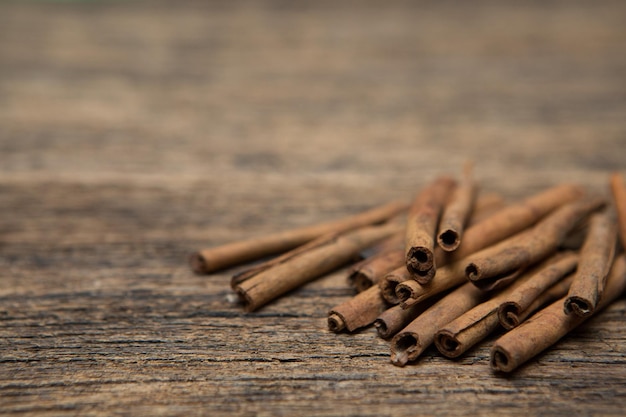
[191,170,626,373]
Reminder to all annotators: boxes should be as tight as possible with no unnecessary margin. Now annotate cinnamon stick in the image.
[328,286,388,333]
[610,172,626,250]
[231,231,342,288]
[405,176,457,283]
[438,183,584,265]
[396,260,467,308]
[382,186,580,304]
[374,295,440,339]
[467,192,506,225]
[466,196,604,291]
[499,273,574,330]
[235,222,401,311]
[380,266,412,304]
[434,253,577,358]
[437,163,477,252]
[390,283,487,366]
[564,208,618,317]
[491,255,626,373]
[348,249,405,292]
[190,199,408,274]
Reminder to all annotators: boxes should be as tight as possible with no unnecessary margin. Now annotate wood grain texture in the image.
[1,0,626,415]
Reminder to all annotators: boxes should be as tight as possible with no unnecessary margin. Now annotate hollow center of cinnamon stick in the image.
[564,296,593,316]
[327,314,346,333]
[439,230,459,248]
[396,286,413,302]
[503,310,520,329]
[436,334,460,354]
[391,333,418,366]
[491,348,510,371]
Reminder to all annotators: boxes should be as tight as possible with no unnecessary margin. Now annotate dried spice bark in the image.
[564,208,618,317]
[491,255,626,373]
[235,222,401,311]
[191,200,408,274]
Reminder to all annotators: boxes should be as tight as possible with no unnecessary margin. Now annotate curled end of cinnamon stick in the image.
[466,263,480,281]
[189,252,209,274]
[380,274,404,304]
[437,229,461,252]
[395,280,422,303]
[490,346,514,373]
[234,285,255,312]
[498,302,522,330]
[327,313,347,333]
[407,246,434,274]
[374,318,391,339]
[390,332,421,367]
[564,296,595,317]
[434,330,463,358]
[466,263,525,291]
[353,272,374,292]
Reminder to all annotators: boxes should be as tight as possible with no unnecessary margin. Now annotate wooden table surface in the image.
[1,1,626,415]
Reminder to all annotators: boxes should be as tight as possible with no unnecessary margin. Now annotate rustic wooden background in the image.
[1,1,625,415]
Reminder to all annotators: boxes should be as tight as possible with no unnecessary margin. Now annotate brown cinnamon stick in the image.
[381,186,579,304]
[564,208,618,317]
[466,196,604,291]
[390,283,487,366]
[231,231,342,288]
[328,286,388,333]
[467,192,506,225]
[405,176,457,283]
[499,273,574,330]
[491,255,626,373]
[235,222,401,311]
[380,266,412,304]
[434,252,577,358]
[438,183,584,265]
[437,163,477,252]
[610,172,626,250]
[348,249,405,292]
[396,260,467,308]
[374,296,440,339]
[190,199,408,274]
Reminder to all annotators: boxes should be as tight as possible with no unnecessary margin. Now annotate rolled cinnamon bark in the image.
[348,249,405,292]
[390,283,487,366]
[434,253,577,358]
[491,255,626,373]
[437,163,477,252]
[235,222,401,311]
[396,260,467,308]
[327,285,389,333]
[383,186,580,304]
[564,208,618,317]
[380,266,412,304]
[499,274,574,330]
[375,296,440,339]
[231,232,341,288]
[466,196,603,291]
[190,199,408,274]
[438,183,584,266]
[405,176,457,283]
[610,172,626,250]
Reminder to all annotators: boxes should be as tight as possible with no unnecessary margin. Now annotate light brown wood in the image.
[1,1,626,415]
